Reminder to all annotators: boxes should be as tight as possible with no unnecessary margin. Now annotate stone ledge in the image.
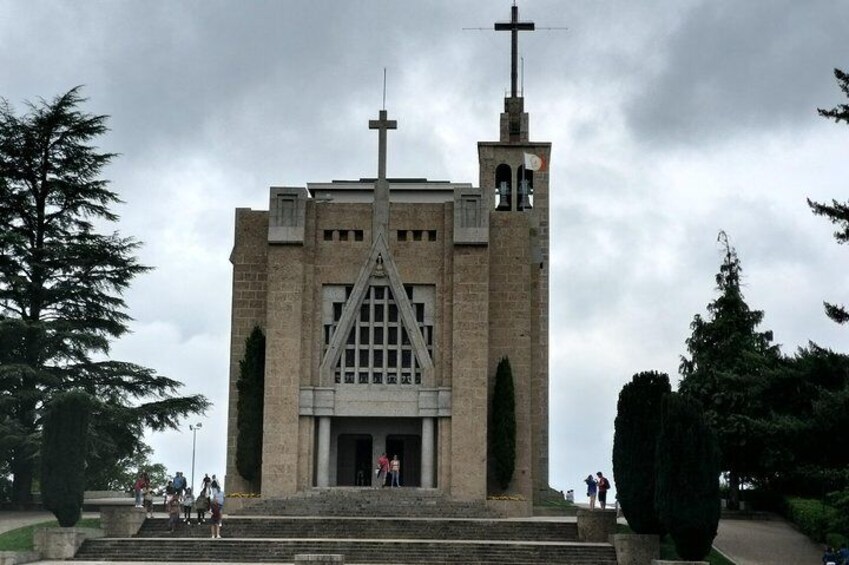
[613,533,660,565]
[295,554,345,564]
[576,508,617,542]
[0,551,41,565]
[33,526,103,560]
[101,506,147,537]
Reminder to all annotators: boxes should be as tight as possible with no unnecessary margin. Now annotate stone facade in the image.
[226,67,553,511]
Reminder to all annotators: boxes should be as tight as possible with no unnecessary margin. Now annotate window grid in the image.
[326,285,433,385]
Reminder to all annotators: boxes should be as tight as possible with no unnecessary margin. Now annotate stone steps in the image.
[136,516,579,542]
[75,538,617,564]
[234,488,496,518]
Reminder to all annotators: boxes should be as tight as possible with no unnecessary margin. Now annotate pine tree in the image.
[679,232,780,510]
[236,325,265,484]
[41,391,91,527]
[492,356,516,491]
[613,370,670,535]
[0,88,209,503]
[807,68,849,325]
[655,393,721,561]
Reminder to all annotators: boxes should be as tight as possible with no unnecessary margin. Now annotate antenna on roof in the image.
[382,67,387,111]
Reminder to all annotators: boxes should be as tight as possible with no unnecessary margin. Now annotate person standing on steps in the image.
[376,453,390,487]
[195,487,209,523]
[585,474,597,510]
[390,454,401,487]
[210,496,222,539]
[596,471,610,510]
[182,487,195,524]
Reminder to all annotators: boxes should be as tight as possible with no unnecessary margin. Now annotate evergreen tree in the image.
[492,356,516,491]
[655,393,721,561]
[808,68,849,325]
[679,232,780,509]
[0,88,209,503]
[236,325,265,484]
[41,391,91,527]
[613,370,670,535]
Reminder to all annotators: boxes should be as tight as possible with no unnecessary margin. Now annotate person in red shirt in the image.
[596,472,611,510]
[376,453,390,487]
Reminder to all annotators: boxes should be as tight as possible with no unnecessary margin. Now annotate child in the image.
[142,483,154,518]
[167,496,181,533]
[210,497,222,539]
[182,487,195,524]
[195,488,209,523]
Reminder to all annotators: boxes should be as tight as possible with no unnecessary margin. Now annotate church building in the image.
[225,4,554,511]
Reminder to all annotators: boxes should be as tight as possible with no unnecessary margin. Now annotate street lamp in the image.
[189,423,203,492]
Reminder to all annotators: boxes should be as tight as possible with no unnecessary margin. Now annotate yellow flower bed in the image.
[486,495,526,501]
[227,492,262,498]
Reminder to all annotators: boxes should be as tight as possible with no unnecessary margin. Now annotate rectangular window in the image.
[413,230,423,241]
[374,304,384,322]
[359,349,369,365]
[360,304,369,322]
[354,230,364,241]
[388,349,397,366]
[388,327,398,345]
[374,286,385,300]
[415,303,424,323]
[279,197,296,226]
[373,349,383,367]
[401,328,410,345]
[374,327,384,345]
[344,372,355,384]
[333,303,343,321]
[345,349,355,366]
[398,230,407,241]
[347,330,355,345]
[388,304,398,322]
[372,372,384,384]
[428,230,437,241]
[339,230,349,241]
[358,372,369,384]
[359,326,369,345]
[324,230,333,241]
[387,372,398,384]
[402,349,412,368]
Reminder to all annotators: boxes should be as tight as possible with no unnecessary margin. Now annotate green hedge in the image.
[784,496,845,544]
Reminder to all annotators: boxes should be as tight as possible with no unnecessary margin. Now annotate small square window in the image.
[354,230,364,241]
[344,372,355,384]
[324,230,333,241]
[428,230,437,241]
[398,230,407,241]
[358,372,369,384]
[372,373,384,384]
[387,373,398,384]
[339,230,349,241]
[374,286,385,299]
[413,230,423,241]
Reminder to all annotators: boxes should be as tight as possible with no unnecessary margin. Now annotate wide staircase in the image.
[75,489,617,564]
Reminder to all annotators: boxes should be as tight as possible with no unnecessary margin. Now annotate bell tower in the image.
[479,2,553,504]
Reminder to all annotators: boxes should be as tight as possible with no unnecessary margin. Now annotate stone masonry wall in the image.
[487,212,533,502]
[226,209,269,495]
[449,245,489,500]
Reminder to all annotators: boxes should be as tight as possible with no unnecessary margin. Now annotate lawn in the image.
[0,518,101,552]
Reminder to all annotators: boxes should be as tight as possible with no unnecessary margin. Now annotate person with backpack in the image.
[596,471,611,510]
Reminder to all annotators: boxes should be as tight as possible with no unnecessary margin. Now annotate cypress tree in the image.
[236,325,265,484]
[655,393,721,561]
[492,356,516,491]
[613,370,670,535]
[41,391,91,527]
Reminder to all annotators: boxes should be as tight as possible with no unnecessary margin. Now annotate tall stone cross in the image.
[495,3,535,98]
[369,109,397,241]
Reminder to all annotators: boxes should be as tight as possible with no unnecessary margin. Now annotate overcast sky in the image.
[2,1,847,498]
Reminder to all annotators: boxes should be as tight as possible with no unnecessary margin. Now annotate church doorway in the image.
[385,434,421,487]
[336,434,373,486]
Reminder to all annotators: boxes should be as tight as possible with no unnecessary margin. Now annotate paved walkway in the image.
[714,516,823,565]
[1,509,826,565]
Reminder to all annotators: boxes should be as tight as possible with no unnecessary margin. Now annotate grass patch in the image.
[540,497,575,508]
[660,535,736,565]
[0,518,100,552]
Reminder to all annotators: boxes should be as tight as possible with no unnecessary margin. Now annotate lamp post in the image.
[189,423,203,491]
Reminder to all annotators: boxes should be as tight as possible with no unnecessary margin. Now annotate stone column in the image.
[317,416,331,487]
[421,417,435,488]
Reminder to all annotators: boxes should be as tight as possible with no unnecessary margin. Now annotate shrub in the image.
[655,393,721,560]
[784,496,842,543]
[236,325,265,483]
[492,356,516,491]
[613,370,670,535]
[41,391,91,527]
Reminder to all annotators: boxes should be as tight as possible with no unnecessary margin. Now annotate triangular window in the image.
[323,284,433,385]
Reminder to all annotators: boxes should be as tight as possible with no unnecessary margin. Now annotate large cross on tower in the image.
[495,2,535,98]
[369,109,397,241]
